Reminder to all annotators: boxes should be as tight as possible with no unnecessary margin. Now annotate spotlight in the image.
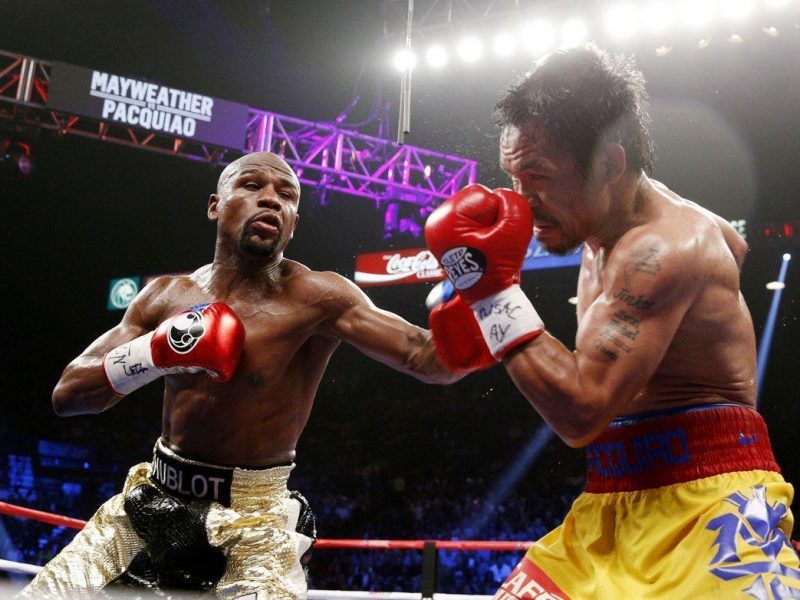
[425,45,448,69]
[16,153,33,176]
[0,139,34,178]
[522,20,556,55]
[393,49,417,72]
[766,281,785,290]
[383,202,400,238]
[679,0,716,28]
[567,296,578,305]
[604,3,639,40]
[641,1,676,32]
[493,32,516,57]
[456,36,483,63]
[398,217,422,237]
[783,253,792,261]
[561,18,589,47]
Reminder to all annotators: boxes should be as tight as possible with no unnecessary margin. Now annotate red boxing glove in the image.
[425,184,544,359]
[103,302,245,396]
[429,294,495,372]
[425,184,533,304]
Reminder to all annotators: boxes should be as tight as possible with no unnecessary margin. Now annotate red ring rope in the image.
[0,501,87,530]
[3,500,798,554]
[0,500,531,551]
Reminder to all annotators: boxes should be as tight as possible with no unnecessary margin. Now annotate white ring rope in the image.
[0,559,491,599]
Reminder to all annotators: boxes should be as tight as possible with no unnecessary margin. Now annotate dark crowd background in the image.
[1,0,799,594]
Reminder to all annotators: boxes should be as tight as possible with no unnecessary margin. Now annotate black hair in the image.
[494,43,654,176]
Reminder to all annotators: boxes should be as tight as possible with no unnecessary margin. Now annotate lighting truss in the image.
[0,50,477,210]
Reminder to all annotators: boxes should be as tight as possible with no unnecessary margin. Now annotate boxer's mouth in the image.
[248,212,281,236]
[533,215,560,241]
[534,216,558,230]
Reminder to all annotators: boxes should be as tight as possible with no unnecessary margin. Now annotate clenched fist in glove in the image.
[425,184,544,367]
[103,302,245,396]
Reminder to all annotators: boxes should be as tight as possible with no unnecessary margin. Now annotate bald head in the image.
[217,152,300,197]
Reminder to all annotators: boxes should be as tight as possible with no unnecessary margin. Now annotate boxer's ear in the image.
[208,194,220,222]
[599,143,627,184]
[288,213,299,239]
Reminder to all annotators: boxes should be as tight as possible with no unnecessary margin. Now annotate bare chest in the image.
[161,290,325,382]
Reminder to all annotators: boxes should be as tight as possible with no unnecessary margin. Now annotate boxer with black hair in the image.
[426,44,800,598]
[20,151,460,600]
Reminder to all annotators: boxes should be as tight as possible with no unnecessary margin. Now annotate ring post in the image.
[421,540,439,599]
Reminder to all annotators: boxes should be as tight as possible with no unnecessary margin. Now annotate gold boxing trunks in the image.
[494,403,800,599]
[17,438,315,600]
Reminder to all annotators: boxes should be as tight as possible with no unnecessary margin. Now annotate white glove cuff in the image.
[470,285,544,358]
[102,332,162,396]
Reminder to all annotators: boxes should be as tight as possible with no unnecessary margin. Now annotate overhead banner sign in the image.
[354,240,582,287]
[47,62,249,149]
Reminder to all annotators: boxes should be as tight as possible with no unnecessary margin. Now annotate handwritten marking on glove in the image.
[491,323,511,343]
[477,301,522,322]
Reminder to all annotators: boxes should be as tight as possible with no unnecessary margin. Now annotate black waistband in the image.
[149,443,236,506]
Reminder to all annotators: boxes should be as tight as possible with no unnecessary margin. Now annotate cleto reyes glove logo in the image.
[167,309,207,354]
[440,246,486,290]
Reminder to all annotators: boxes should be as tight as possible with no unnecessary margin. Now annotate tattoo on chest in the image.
[592,310,642,362]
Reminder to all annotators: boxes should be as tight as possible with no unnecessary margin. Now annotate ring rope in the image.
[0,560,492,599]
[0,501,533,551]
[4,500,799,554]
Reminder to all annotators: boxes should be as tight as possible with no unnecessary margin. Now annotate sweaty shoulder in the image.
[605,220,703,306]
[605,198,737,312]
[127,269,208,328]
[284,262,369,316]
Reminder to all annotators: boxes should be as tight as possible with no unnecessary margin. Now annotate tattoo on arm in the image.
[633,247,662,274]
[592,309,643,362]
[592,246,660,361]
[612,288,655,310]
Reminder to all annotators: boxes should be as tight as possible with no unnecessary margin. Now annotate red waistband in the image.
[585,404,779,493]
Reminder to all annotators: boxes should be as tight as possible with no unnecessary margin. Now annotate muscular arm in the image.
[503,237,697,447]
[51,278,170,416]
[317,272,462,385]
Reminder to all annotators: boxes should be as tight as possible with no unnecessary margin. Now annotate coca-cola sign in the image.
[353,241,583,287]
[354,248,445,287]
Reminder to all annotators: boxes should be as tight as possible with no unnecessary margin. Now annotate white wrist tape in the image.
[470,285,544,358]
[102,332,163,396]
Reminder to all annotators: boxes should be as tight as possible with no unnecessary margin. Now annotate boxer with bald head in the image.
[425,44,800,598]
[21,151,459,599]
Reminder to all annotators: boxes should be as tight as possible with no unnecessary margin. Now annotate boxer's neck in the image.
[209,250,285,293]
[586,173,649,254]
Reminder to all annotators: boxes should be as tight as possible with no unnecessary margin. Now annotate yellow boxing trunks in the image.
[18,438,315,600]
[494,403,800,600]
